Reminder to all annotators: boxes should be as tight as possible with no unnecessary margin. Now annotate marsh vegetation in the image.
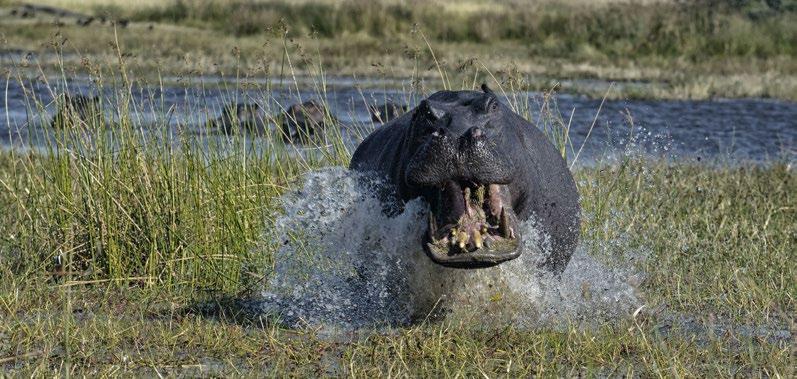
[0,0,794,376]
[1,0,796,99]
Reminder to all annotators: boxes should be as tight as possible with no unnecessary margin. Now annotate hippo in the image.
[279,100,333,143]
[211,102,269,134]
[76,17,94,26]
[17,4,84,19]
[369,101,407,124]
[349,85,580,273]
[51,94,103,129]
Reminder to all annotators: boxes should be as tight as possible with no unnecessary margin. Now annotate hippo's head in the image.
[66,95,100,117]
[230,103,262,121]
[282,100,328,142]
[404,85,521,268]
[224,103,263,124]
[214,103,266,133]
[51,94,101,128]
[369,101,408,124]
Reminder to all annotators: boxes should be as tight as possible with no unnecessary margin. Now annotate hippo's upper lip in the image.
[423,181,521,268]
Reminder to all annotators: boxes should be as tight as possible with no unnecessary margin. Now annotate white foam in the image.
[255,167,644,329]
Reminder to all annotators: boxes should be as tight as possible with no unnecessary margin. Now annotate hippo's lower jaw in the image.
[423,182,521,269]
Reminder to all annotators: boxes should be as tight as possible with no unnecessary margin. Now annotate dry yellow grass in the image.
[20,0,168,12]
[23,0,676,14]
[5,0,793,100]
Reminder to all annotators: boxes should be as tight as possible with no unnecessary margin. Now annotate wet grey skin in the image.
[50,94,103,129]
[211,103,269,135]
[279,100,333,143]
[350,84,580,272]
[369,101,408,124]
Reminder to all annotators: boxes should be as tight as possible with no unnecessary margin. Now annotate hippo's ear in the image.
[481,83,495,95]
[416,100,445,121]
[306,99,322,109]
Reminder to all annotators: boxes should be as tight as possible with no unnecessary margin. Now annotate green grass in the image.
[0,42,795,375]
[0,284,792,376]
[579,161,795,321]
[1,155,793,376]
[124,0,796,60]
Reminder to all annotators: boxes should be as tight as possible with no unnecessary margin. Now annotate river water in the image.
[1,77,795,163]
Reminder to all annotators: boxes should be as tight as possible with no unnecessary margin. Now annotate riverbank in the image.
[1,0,795,100]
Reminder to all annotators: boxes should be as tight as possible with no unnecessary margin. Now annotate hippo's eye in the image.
[425,120,443,136]
[485,97,499,113]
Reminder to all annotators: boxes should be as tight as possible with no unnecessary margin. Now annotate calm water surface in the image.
[1,77,794,164]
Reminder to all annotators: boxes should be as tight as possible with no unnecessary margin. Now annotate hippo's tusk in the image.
[499,207,511,238]
[488,184,503,218]
[463,187,472,216]
[428,211,437,236]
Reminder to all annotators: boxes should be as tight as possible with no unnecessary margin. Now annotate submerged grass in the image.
[0,42,795,375]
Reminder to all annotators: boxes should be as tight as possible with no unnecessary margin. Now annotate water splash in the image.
[255,167,644,329]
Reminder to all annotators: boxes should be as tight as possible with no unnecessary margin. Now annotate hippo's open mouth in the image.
[424,180,520,268]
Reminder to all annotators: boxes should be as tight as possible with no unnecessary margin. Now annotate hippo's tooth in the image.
[457,231,469,249]
[463,187,472,215]
[488,184,503,218]
[499,207,511,238]
[428,211,437,237]
[473,230,483,249]
[480,224,488,234]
